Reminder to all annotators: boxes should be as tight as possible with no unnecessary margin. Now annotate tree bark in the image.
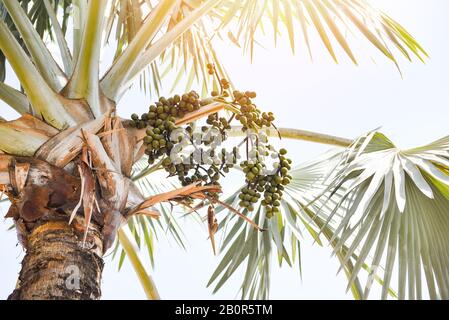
[8,216,104,300]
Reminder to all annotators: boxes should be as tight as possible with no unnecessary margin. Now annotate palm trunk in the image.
[0,118,142,300]
[8,216,104,300]
[0,156,106,300]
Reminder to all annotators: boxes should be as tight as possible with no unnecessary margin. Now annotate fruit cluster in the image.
[238,187,261,212]
[206,113,231,132]
[130,91,204,163]
[238,148,292,218]
[131,91,240,188]
[232,90,275,130]
[130,72,292,219]
[131,90,201,124]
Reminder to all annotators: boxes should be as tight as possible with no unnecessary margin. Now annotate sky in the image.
[1,0,449,300]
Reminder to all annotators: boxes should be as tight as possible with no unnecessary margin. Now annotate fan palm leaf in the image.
[319,131,449,300]
[208,150,391,299]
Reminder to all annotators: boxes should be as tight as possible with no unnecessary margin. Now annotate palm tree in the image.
[0,0,438,301]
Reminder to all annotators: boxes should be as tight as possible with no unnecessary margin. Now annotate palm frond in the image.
[1,1,426,99]
[208,150,381,299]
[157,1,231,97]
[320,131,449,300]
[121,0,427,100]
[103,0,226,99]
[214,0,428,63]
[208,199,274,299]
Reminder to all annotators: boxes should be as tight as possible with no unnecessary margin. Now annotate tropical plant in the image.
[0,0,440,301]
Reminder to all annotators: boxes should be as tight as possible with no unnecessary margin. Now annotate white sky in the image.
[1,0,449,299]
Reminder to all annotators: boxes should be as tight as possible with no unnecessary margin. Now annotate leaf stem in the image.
[0,82,30,115]
[106,0,224,100]
[117,228,160,300]
[0,21,75,129]
[132,159,164,181]
[101,0,178,101]
[3,0,67,91]
[66,0,108,117]
[228,126,352,147]
[43,0,73,74]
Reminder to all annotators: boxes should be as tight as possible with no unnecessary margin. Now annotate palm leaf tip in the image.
[215,0,427,65]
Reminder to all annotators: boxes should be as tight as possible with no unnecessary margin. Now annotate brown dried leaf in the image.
[69,164,85,225]
[100,117,134,177]
[0,157,10,185]
[132,183,221,214]
[175,102,225,126]
[15,218,28,248]
[5,204,19,219]
[207,205,218,255]
[83,131,130,212]
[130,209,160,219]
[19,186,50,222]
[82,167,94,219]
[14,163,30,194]
[227,31,241,48]
[1,156,81,215]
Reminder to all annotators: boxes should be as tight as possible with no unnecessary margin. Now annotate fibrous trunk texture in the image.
[8,216,104,300]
